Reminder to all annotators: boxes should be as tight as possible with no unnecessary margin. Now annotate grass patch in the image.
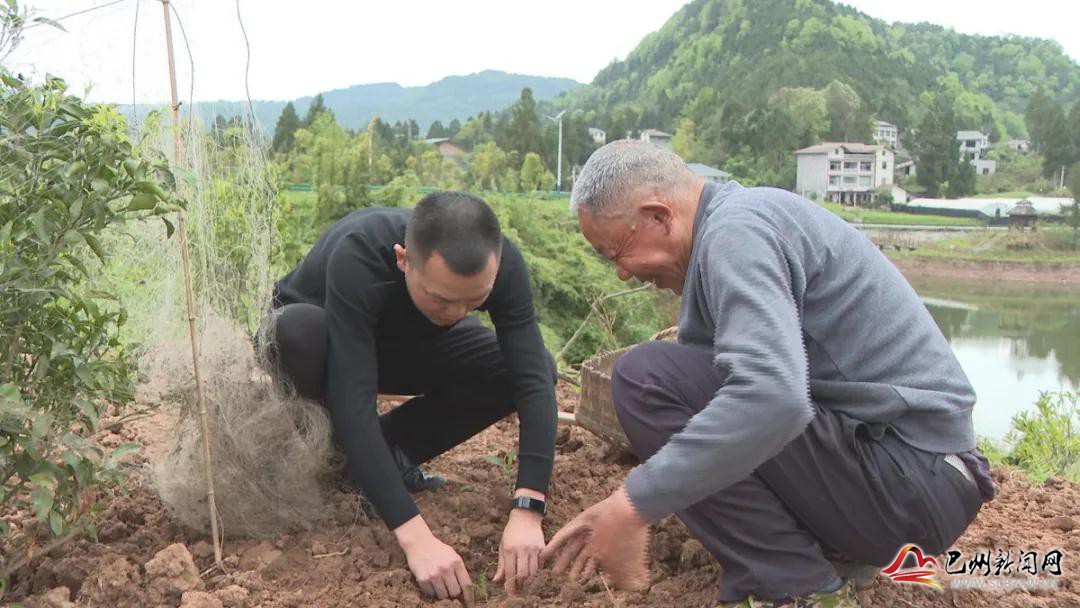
[818,201,982,227]
[888,228,1080,264]
[980,392,1080,484]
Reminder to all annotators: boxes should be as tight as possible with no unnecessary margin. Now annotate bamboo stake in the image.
[160,0,222,568]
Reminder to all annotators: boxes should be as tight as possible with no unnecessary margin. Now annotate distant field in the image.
[888,227,1080,264]
[818,201,982,227]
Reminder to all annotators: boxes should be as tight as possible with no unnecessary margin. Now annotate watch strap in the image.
[511,496,547,517]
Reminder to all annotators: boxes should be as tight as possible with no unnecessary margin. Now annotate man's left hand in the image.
[493,493,546,594]
[540,486,650,590]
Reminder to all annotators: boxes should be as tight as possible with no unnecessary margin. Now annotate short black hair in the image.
[405,191,503,275]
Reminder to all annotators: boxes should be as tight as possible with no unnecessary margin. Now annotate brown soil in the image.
[890,257,1080,285]
[6,384,1080,608]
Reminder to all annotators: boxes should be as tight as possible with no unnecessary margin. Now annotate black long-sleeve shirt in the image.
[273,207,557,529]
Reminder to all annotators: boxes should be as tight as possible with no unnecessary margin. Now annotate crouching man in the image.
[543,141,995,606]
[262,192,557,605]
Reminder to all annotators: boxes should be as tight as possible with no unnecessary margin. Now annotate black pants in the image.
[612,340,983,601]
[262,302,556,465]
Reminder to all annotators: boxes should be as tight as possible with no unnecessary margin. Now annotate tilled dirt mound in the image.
[6,386,1080,608]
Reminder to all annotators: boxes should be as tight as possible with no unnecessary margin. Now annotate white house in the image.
[640,129,673,149]
[957,130,996,175]
[873,120,900,149]
[588,127,606,145]
[795,142,895,205]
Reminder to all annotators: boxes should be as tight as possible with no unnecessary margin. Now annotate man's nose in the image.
[449,303,469,321]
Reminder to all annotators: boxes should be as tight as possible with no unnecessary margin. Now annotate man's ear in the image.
[393,244,409,273]
[640,200,674,234]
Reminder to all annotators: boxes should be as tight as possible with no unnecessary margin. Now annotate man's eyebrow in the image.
[424,287,450,300]
[426,286,490,302]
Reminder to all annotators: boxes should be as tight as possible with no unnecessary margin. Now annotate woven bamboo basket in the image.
[575,326,678,450]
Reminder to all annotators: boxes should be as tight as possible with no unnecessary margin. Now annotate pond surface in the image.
[911,277,1080,441]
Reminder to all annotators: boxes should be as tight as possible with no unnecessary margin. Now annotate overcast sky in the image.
[6,0,1079,104]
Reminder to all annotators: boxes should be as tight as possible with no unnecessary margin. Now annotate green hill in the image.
[556,0,1080,161]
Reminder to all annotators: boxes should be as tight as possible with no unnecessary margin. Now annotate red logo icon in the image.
[881,544,944,591]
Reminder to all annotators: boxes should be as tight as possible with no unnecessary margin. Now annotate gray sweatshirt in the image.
[624,182,977,520]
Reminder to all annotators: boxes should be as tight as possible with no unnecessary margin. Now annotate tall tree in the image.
[452,114,494,150]
[947,156,976,198]
[1041,103,1073,179]
[302,93,330,128]
[1069,103,1080,167]
[447,118,462,138]
[470,142,508,190]
[520,152,547,191]
[426,120,447,139]
[502,88,543,157]
[913,93,959,197]
[369,117,395,152]
[823,80,863,142]
[272,102,300,153]
[769,87,828,148]
[1024,88,1055,153]
[393,118,420,143]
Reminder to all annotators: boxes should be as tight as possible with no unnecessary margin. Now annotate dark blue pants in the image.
[612,340,983,601]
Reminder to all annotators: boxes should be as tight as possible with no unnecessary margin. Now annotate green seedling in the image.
[485,450,518,495]
[474,570,490,601]
[485,450,517,476]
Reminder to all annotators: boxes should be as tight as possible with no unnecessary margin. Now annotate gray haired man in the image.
[541,140,995,606]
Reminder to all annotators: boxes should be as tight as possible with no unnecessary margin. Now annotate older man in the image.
[542,141,995,606]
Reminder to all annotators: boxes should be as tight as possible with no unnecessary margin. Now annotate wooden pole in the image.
[161,0,223,568]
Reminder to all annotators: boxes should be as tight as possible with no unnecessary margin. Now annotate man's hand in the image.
[493,489,546,594]
[540,486,650,590]
[394,515,475,607]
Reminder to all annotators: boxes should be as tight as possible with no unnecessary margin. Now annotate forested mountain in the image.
[551,0,1080,186]
[125,70,580,135]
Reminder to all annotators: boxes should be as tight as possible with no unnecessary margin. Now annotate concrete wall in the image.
[796,154,828,200]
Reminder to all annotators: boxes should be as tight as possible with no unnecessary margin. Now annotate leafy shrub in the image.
[1004,391,1080,483]
[0,71,181,581]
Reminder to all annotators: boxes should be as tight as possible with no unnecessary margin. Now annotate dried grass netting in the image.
[152,313,340,537]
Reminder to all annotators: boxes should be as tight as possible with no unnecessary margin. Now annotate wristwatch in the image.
[511,496,548,517]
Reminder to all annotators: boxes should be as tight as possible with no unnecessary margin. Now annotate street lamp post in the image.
[545,110,566,191]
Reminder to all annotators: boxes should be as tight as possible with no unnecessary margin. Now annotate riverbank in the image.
[890,256,1080,285]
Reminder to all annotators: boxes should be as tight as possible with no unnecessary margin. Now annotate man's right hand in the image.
[395,515,475,607]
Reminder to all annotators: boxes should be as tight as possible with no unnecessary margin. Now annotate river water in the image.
[910,276,1080,441]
